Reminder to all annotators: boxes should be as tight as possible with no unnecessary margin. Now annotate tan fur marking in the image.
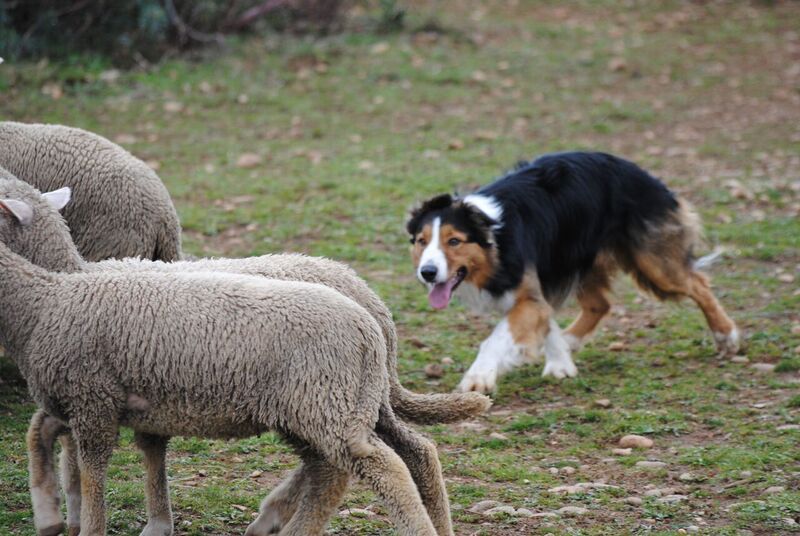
[687,271,735,334]
[566,253,616,339]
[439,224,496,288]
[507,274,552,348]
[410,224,433,267]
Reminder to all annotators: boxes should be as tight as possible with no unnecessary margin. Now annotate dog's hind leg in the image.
[632,251,739,356]
[378,408,452,535]
[564,256,615,351]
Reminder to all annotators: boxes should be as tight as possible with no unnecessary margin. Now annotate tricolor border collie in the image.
[407,152,739,393]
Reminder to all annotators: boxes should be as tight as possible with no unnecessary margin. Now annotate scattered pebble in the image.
[469,500,501,513]
[594,398,612,408]
[483,505,516,517]
[624,496,643,506]
[657,494,688,504]
[777,424,800,431]
[763,486,786,495]
[441,357,454,365]
[548,482,620,494]
[644,487,679,497]
[686,526,700,533]
[515,508,534,518]
[608,341,626,351]
[249,470,262,478]
[338,508,375,518]
[740,470,752,478]
[557,506,589,517]
[730,355,750,364]
[750,363,776,373]
[488,432,508,441]
[636,461,668,469]
[549,467,560,475]
[613,448,632,456]
[619,435,654,449]
[778,273,795,283]
[679,472,706,483]
[236,153,262,169]
[783,518,798,527]
[424,363,444,378]
[559,466,576,475]
[530,512,559,518]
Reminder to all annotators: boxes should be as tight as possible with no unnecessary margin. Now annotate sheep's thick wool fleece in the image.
[1,251,387,451]
[0,121,181,261]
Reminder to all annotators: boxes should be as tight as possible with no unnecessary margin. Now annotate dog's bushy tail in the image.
[693,247,725,271]
[391,384,491,425]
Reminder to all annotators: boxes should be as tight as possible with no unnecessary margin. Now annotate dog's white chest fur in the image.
[456,283,515,315]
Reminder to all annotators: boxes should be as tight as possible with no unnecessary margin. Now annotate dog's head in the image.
[406,193,500,309]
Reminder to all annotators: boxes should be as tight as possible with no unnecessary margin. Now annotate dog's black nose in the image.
[420,265,438,282]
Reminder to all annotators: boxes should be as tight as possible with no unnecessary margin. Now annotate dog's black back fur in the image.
[478,152,678,302]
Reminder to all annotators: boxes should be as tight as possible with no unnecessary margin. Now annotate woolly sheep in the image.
[0,177,481,536]
[0,121,182,262]
[0,196,442,536]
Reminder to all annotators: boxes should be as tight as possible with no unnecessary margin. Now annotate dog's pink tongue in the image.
[428,278,457,310]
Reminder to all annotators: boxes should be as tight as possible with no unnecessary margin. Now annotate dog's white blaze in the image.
[463,194,503,226]
[417,217,449,284]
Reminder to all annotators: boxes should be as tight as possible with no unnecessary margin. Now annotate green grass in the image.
[1,1,800,534]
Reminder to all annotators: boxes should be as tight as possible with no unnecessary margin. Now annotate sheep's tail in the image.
[153,216,183,262]
[391,383,492,424]
[693,247,725,271]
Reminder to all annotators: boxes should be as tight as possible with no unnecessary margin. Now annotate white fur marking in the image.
[457,283,515,314]
[418,217,449,284]
[563,332,583,352]
[42,187,72,211]
[542,319,579,379]
[463,194,503,226]
[694,247,725,271]
[714,327,740,356]
[458,318,532,394]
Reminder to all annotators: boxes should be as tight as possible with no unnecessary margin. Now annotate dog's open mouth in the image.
[428,267,467,310]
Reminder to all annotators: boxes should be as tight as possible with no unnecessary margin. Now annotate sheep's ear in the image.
[42,187,72,211]
[0,199,33,226]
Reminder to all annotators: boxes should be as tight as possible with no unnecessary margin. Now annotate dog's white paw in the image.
[563,333,584,352]
[457,371,497,394]
[542,359,578,379]
[714,327,741,357]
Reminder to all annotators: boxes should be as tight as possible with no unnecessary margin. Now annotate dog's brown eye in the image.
[448,238,461,247]
[417,237,427,246]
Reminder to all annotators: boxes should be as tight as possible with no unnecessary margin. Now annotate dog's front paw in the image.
[542,358,578,379]
[457,370,497,394]
[714,327,741,357]
[563,333,584,352]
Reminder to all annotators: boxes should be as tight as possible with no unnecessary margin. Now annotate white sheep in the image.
[0,191,442,536]
[0,176,483,535]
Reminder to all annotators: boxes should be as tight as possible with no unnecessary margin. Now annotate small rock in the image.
[619,435,654,449]
[231,504,248,512]
[484,505,517,516]
[531,512,559,518]
[657,494,688,504]
[778,273,795,283]
[777,424,800,431]
[594,398,612,408]
[99,69,121,83]
[608,341,626,351]
[750,363,776,373]
[740,470,752,478]
[249,470,262,478]
[613,448,632,456]
[447,139,465,150]
[236,153,262,169]
[441,357,454,365]
[339,508,375,518]
[163,101,184,113]
[469,500,502,513]
[424,363,444,378]
[557,506,589,517]
[644,487,678,497]
[679,472,705,483]
[488,432,508,441]
[549,482,621,494]
[624,496,643,506]
[686,526,700,533]
[636,461,667,469]
[559,466,576,475]
[549,467,560,475]
[515,508,534,517]
[731,355,750,364]
[763,486,786,495]
[783,518,797,527]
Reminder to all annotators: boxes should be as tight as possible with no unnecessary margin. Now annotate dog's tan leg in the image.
[134,432,173,536]
[564,258,614,351]
[27,410,66,536]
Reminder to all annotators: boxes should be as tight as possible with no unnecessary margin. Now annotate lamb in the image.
[0,194,442,536]
[0,176,487,535]
[0,121,182,262]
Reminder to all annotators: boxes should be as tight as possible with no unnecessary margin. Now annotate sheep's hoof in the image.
[140,519,173,536]
[67,526,80,536]
[37,523,64,536]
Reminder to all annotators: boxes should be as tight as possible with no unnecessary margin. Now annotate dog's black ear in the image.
[406,193,453,235]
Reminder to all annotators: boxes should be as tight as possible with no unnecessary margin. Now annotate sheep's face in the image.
[0,180,71,259]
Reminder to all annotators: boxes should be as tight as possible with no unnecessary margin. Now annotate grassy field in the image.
[1,1,799,534]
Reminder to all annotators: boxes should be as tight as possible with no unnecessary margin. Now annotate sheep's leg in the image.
[59,433,82,536]
[265,456,350,536]
[73,422,117,536]
[134,433,173,536]
[377,414,452,536]
[245,464,308,535]
[27,410,67,536]
[345,434,437,536]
